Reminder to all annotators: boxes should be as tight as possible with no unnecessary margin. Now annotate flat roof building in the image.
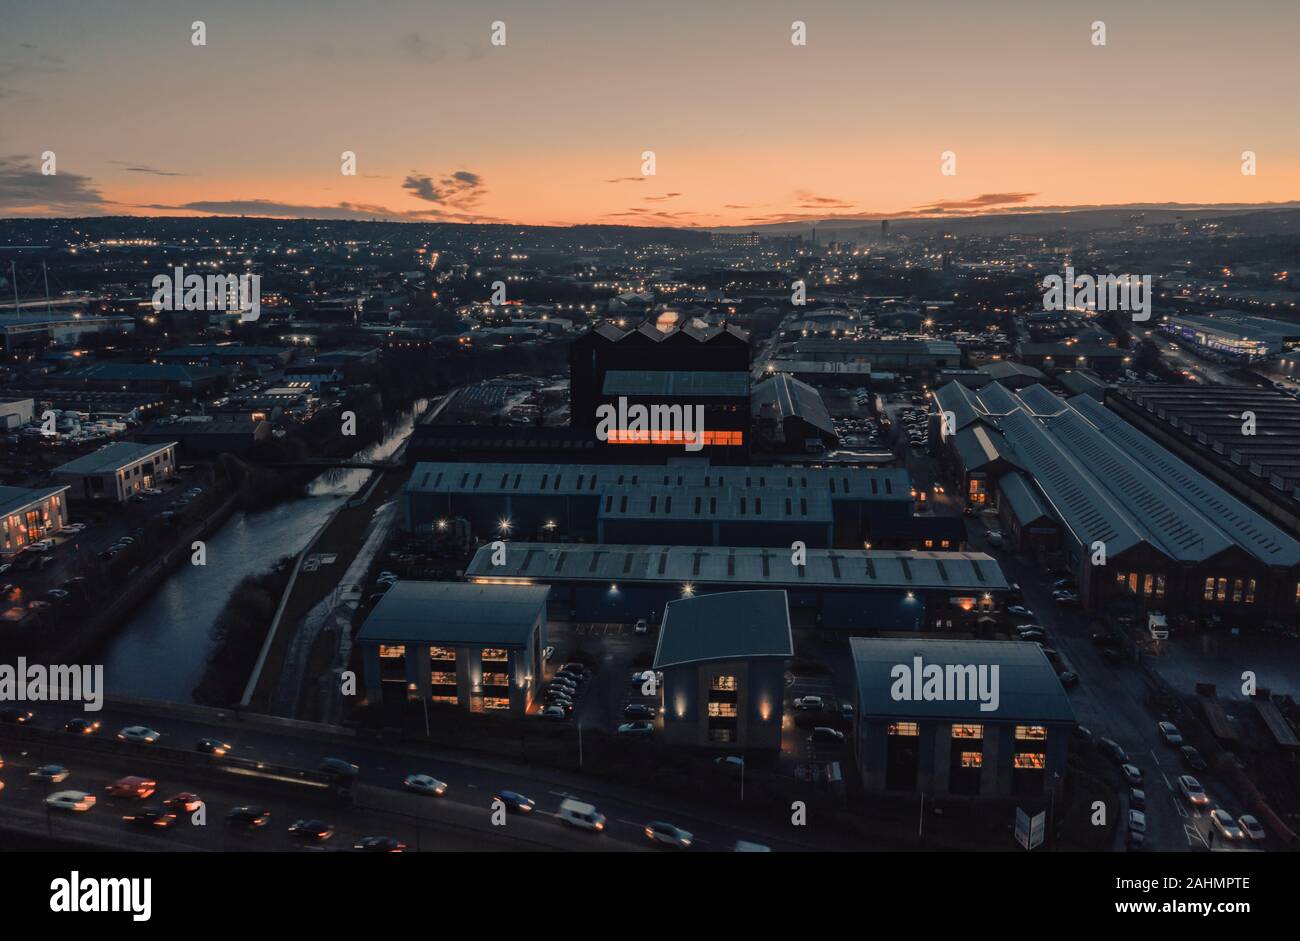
[851,637,1075,799]
[356,581,550,717]
[0,484,70,555]
[653,590,793,749]
[52,440,177,502]
[1161,312,1300,361]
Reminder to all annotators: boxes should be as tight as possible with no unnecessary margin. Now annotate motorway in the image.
[0,699,835,852]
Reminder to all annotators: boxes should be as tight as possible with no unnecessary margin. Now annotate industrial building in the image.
[52,440,177,502]
[59,361,227,397]
[464,542,1008,631]
[762,358,874,388]
[653,590,793,749]
[569,319,751,441]
[136,416,271,455]
[1107,384,1300,539]
[355,582,550,716]
[597,368,750,459]
[1160,312,1300,361]
[1014,342,1131,377]
[851,638,1075,799]
[933,381,1300,625]
[0,313,134,350]
[403,460,913,548]
[751,373,838,452]
[0,485,70,555]
[0,398,34,431]
[779,338,961,371]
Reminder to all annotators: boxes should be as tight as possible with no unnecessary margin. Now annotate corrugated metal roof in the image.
[997,472,1053,527]
[1017,383,1069,416]
[654,590,794,668]
[751,373,835,436]
[356,582,549,646]
[466,543,1009,591]
[0,484,68,517]
[52,440,176,475]
[954,425,1005,472]
[598,484,833,522]
[850,638,1077,722]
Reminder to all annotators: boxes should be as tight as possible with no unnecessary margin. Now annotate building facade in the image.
[52,441,178,502]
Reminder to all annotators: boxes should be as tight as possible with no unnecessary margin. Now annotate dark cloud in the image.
[138,199,396,221]
[913,192,1037,213]
[0,154,109,215]
[793,190,855,209]
[401,169,486,209]
[114,162,183,177]
[643,192,682,202]
[605,176,646,184]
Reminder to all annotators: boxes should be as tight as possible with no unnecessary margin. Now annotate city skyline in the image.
[3,0,1299,226]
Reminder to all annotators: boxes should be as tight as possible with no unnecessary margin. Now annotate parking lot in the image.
[540,620,660,735]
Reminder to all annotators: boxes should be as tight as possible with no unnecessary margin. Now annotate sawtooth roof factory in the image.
[933,380,1300,626]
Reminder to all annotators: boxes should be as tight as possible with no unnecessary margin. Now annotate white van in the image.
[558,798,606,832]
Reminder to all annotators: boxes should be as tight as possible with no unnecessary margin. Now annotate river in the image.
[99,401,426,702]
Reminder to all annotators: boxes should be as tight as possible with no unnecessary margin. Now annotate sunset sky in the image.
[2,0,1297,227]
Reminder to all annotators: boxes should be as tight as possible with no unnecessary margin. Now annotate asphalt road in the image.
[0,699,834,852]
[969,518,1264,854]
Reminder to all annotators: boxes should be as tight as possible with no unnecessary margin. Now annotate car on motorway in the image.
[196,737,232,756]
[403,773,448,796]
[46,588,70,601]
[644,821,694,848]
[226,806,271,829]
[1129,788,1146,811]
[319,757,359,779]
[1177,775,1209,806]
[63,718,100,735]
[0,707,34,724]
[1180,746,1208,771]
[809,726,846,746]
[122,808,178,829]
[1238,815,1266,842]
[30,764,70,783]
[557,798,606,831]
[107,776,157,800]
[288,819,335,842]
[492,790,536,814]
[162,792,203,813]
[354,836,407,853]
[540,706,568,720]
[623,703,656,719]
[45,790,96,812]
[1121,764,1144,786]
[793,695,825,711]
[1097,737,1129,764]
[117,725,160,744]
[618,721,654,736]
[1210,809,1244,841]
[1157,722,1183,746]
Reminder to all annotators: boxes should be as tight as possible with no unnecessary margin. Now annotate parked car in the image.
[1121,764,1144,786]
[1057,671,1079,689]
[617,721,654,736]
[1129,787,1146,811]
[1180,746,1208,771]
[540,706,568,720]
[1098,737,1129,764]
[1157,722,1183,746]
[634,619,649,634]
[1006,605,1033,618]
[809,726,845,746]
[623,703,656,719]
[793,695,825,711]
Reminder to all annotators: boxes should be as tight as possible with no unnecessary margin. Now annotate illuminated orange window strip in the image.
[607,430,744,446]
